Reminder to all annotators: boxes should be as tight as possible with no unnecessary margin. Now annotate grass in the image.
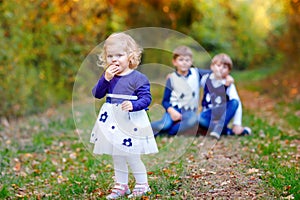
[0,103,188,199]
[231,64,281,92]
[234,63,300,199]
[1,64,299,199]
[1,102,298,199]
[241,105,300,199]
[233,65,299,198]
[276,100,300,131]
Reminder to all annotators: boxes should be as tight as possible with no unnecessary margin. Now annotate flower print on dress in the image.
[99,111,108,123]
[122,138,133,147]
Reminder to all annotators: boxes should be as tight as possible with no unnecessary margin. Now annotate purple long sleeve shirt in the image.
[92,70,152,111]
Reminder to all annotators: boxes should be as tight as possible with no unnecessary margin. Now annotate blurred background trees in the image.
[0,0,299,118]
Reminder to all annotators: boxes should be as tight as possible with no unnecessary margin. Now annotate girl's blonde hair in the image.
[211,53,233,70]
[98,32,143,69]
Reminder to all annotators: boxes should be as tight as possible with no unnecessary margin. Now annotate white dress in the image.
[90,102,158,156]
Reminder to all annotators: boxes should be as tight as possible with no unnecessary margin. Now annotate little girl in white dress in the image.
[90,32,158,199]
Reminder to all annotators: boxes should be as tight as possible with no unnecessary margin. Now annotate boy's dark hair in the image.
[173,46,193,59]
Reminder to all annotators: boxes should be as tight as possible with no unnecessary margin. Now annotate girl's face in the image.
[172,55,193,76]
[211,61,230,79]
[106,44,130,75]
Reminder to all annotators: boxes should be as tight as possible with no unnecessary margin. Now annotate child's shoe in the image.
[106,183,131,199]
[209,131,220,139]
[209,123,222,139]
[224,129,234,136]
[240,127,252,136]
[128,183,151,198]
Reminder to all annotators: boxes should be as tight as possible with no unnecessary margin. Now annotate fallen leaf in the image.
[284,185,291,191]
[69,152,77,159]
[90,174,97,180]
[92,188,104,197]
[281,194,295,200]
[247,168,259,174]
[13,162,21,172]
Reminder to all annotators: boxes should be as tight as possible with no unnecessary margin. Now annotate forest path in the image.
[181,88,281,199]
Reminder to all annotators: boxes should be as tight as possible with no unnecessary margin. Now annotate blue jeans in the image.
[151,108,198,136]
[198,99,239,135]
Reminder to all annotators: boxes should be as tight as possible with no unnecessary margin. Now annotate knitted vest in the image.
[169,68,200,110]
[202,73,229,110]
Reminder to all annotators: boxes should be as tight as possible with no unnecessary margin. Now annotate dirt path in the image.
[181,137,275,199]
[181,88,279,199]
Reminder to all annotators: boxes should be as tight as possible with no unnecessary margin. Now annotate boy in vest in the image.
[199,53,251,139]
[151,46,232,136]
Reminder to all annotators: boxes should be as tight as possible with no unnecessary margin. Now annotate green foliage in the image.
[0,0,116,118]
[190,0,286,69]
[0,0,291,118]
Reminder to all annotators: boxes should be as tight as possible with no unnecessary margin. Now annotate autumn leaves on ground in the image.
[0,67,299,199]
[184,67,300,199]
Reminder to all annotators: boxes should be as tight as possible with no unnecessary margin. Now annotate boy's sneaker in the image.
[106,183,131,199]
[223,129,234,136]
[209,131,220,140]
[240,127,252,136]
[128,183,151,198]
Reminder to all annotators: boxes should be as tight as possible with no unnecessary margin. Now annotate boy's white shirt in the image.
[227,84,242,126]
[200,74,242,126]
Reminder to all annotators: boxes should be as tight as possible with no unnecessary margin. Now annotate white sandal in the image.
[106,183,131,199]
[128,183,151,198]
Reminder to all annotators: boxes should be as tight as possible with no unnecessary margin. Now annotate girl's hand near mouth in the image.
[105,64,119,81]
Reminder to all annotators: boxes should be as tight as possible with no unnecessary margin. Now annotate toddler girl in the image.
[90,32,158,199]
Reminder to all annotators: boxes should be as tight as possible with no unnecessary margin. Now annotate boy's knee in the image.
[187,116,198,127]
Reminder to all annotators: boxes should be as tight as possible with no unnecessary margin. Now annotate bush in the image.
[0,0,112,118]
